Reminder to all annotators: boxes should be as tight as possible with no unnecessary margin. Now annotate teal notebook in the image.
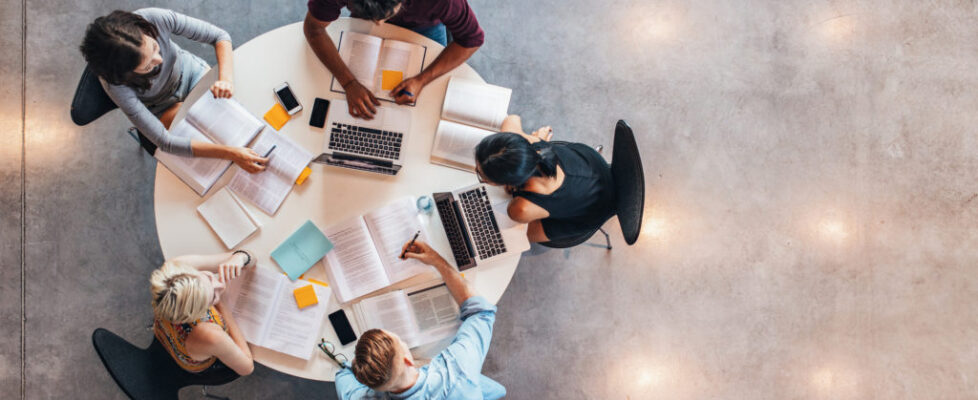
[272,220,334,280]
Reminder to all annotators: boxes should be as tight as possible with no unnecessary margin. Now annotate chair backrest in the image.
[71,66,118,126]
[91,328,238,400]
[610,120,645,245]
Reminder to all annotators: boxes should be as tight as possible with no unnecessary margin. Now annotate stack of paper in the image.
[196,188,261,249]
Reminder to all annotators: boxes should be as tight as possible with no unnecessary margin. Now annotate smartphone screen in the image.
[329,310,358,345]
[276,85,301,113]
[310,98,329,128]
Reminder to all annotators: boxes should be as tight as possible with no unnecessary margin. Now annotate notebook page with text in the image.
[262,280,331,359]
[186,93,263,147]
[196,188,260,249]
[431,120,493,171]
[407,285,460,343]
[322,217,391,303]
[226,267,284,345]
[227,132,313,215]
[155,121,230,195]
[373,39,425,101]
[360,291,421,348]
[337,32,383,92]
[363,197,432,284]
[441,77,512,131]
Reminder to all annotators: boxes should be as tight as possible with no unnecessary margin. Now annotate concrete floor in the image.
[4,0,978,398]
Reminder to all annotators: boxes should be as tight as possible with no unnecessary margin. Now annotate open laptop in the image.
[433,184,530,270]
[312,99,411,175]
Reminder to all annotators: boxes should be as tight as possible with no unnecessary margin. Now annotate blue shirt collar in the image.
[390,367,426,399]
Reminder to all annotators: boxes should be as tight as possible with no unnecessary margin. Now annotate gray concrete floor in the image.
[4,0,978,399]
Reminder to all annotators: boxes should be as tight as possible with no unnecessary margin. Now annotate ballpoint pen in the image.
[400,230,421,259]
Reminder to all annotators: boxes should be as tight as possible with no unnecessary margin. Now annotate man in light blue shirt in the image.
[334,241,506,400]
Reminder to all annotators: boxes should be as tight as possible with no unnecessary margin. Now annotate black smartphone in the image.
[329,310,357,345]
[310,98,330,128]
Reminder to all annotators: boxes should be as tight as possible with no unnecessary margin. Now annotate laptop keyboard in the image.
[329,123,403,160]
[435,195,474,269]
[458,187,507,259]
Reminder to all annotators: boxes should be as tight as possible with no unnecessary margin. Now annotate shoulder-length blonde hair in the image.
[149,261,211,324]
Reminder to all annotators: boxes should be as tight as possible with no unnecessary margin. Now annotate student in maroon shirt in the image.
[304,0,484,119]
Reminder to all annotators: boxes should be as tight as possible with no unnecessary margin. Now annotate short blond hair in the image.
[352,329,398,389]
[149,261,211,324]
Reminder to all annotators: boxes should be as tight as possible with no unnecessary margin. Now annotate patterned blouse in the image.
[153,306,228,373]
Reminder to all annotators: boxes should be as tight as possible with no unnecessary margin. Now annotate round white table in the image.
[154,18,521,381]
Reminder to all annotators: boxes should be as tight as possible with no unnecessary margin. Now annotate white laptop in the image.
[313,99,411,175]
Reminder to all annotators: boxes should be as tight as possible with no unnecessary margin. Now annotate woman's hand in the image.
[211,80,234,99]
[229,147,269,173]
[400,240,447,267]
[218,251,249,283]
[530,126,554,142]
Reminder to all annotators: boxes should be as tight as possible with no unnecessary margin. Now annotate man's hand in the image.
[390,75,426,105]
[344,80,380,119]
[401,240,447,267]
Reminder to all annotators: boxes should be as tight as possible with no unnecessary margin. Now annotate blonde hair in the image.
[149,261,211,324]
[352,329,398,389]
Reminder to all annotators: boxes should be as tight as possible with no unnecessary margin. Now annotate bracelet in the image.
[232,250,251,266]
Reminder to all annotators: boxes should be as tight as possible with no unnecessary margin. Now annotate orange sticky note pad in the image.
[264,103,291,131]
[293,284,318,309]
[295,167,312,185]
[381,70,403,91]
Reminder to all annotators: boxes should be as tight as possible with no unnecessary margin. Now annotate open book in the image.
[321,197,432,303]
[196,187,262,249]
[225,267,331,360]
[155,93,265,195]
[352,284,460,349]
[330,31,427,104]
[430,77,512,171]
[228,131,314,215]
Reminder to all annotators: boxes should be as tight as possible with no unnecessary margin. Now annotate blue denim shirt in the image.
[335,296,498,400]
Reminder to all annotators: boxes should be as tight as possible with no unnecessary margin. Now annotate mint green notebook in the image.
[272,220,334,280]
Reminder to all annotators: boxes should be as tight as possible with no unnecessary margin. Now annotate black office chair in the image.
[92,328,239,400]
[71,66,157,155]
[540,120,645,249]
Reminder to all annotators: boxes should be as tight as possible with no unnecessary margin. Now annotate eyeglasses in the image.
[317,339,350,368]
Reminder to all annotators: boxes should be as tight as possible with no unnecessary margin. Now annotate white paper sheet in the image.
[228,132,313,215]
[322,217,391,303]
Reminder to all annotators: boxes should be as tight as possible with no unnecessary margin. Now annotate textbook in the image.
[225,267,331,360]
[430,77,512,171]
[351,283,460,349]
[330,31,428,104]
[227,131,314,215]
[196,187,262,249]
[320,197,433,303]
[155,93,265,196]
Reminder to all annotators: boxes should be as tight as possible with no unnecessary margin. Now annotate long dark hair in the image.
[79,10,160,91]
[475,132,558,187]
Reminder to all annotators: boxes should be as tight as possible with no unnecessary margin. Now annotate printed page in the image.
[227,132,313,215]
[336,31,383,92]
[154,121,230,195]
[431,120,493,171]
[363,197,432,284]
[196,187,259,249]
[186,92,263,147]
[225,267,285,345]
[441,77,512,131]
[407,285,460,344]
[261,280,331,360]
[361,290,421,348]
[373,39,426,101]
[322,217,391,303]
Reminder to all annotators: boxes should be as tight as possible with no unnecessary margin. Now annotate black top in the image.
[514,142,616,240]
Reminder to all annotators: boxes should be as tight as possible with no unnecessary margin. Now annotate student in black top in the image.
[474,115,616,243]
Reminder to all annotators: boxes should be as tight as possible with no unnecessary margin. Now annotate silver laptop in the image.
[313,99,411,175]
[433,184,530,270]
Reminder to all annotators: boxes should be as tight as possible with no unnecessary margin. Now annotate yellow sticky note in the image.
[293,284,319,309]
[306,278,329,287]
[381,70,403,91]
[295,167,312,185]
[264,103,291,131]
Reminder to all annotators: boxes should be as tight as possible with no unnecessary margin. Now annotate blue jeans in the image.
[480,375,506,400]
[412,23,448,46]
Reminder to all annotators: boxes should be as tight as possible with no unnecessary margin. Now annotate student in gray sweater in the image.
[80,8,268,173]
